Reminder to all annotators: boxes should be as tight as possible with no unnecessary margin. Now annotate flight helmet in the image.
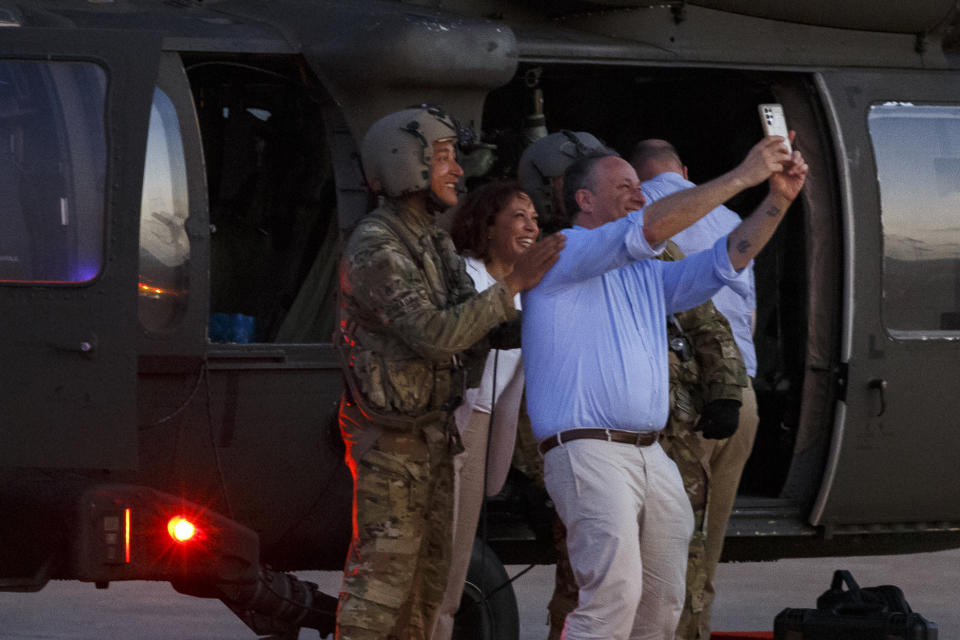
[361,105,463,198]
[517,130,608,227]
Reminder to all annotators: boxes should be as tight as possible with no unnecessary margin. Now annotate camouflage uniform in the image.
[546,242,746,640]
[336,198,519,640]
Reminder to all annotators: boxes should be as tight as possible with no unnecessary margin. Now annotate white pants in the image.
[431,410,490,640]
[545,439,694,640]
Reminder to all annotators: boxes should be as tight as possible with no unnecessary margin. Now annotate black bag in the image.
[816,570,913,615]
[773,569,938,640]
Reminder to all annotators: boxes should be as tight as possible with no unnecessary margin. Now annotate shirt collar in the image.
[648,171,691,189]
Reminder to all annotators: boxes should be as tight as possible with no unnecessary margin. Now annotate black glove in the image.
[695,399,741,439]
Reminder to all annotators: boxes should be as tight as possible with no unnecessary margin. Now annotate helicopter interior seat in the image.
[207,91,273,342]
[202,72,339,345]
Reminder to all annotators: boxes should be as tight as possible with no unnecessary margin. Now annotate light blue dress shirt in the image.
[642,171,758,376]
[521,209,745,441]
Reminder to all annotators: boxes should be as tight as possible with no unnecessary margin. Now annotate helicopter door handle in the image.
[868,378,887,417]
[47,336,97,354]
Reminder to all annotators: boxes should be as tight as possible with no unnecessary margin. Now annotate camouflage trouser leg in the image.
[546,514,577,640]
[661,429,709,640]
[337,409,454,640]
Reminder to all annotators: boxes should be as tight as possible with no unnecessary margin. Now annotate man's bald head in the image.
[630,138,686,182]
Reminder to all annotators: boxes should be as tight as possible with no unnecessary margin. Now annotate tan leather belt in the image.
[538,428,658,456]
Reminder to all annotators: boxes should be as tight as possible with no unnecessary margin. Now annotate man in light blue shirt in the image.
[523,136,807,640]
[632,138,762,640]
[634,140,757,377]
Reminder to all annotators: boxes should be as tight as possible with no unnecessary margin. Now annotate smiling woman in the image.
[450,181,539,269]
[433,179,539,640]
[488,192,540,278]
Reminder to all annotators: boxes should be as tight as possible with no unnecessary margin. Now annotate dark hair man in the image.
[518,132,747,640]
[522,137,807,639]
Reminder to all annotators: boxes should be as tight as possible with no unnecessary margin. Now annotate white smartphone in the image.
[758,103,792,154]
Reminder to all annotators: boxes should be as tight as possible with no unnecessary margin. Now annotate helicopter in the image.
[3,0,960,637]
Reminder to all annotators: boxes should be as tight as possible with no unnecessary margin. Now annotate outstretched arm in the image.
[642,136,793,246]
[726,133,809,270]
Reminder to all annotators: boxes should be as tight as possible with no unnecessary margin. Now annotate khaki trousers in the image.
[690,379,758,640]
[546,439,693,640]
[547,380,759,640]
[431,410,491,640]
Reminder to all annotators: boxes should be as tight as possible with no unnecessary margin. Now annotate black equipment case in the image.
[773,570,938,640]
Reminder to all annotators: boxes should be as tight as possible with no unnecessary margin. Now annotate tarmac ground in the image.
[0,548,955,639]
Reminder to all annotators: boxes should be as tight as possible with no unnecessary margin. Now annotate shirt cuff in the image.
[724,258,754,300]
[712,235,744,286]
[490,281,520,322]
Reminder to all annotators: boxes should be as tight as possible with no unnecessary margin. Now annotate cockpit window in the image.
[138,88,190,332]
[869,103,960,336]
[0,60,106,283]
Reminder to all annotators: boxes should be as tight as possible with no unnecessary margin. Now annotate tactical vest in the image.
[336,203,474,428]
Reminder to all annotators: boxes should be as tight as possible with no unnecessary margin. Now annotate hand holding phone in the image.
[758,103,792,154]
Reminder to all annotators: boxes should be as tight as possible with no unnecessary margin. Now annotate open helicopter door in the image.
[811,70,960,528]
[0,30,160,469]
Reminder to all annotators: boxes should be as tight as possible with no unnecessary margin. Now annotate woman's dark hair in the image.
[450,179,529,261]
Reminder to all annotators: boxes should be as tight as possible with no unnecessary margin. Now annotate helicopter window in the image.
[138,88,190,332]
[0,60,106,283]
[188,58,338,344]
[869,103,960,336]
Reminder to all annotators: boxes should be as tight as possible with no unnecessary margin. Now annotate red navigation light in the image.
[167,516,197,543]
[125,508,131,563]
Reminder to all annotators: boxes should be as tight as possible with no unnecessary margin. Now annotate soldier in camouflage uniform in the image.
[518,134,746,640]
[336,106,562,640]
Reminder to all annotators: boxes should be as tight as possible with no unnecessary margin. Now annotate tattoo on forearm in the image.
[764,205,782,218]
[737,239,751,254]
